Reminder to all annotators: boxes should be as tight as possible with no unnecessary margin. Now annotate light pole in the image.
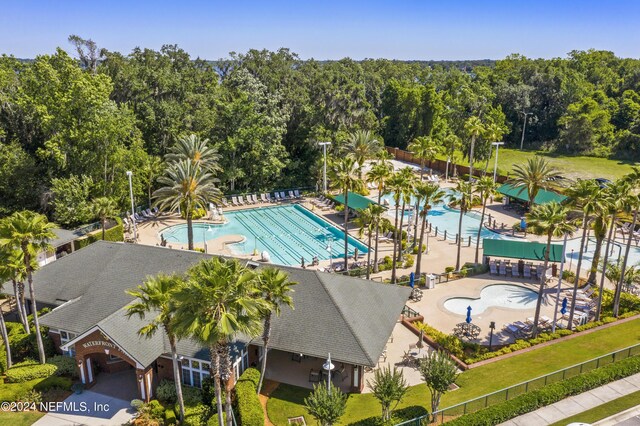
[520,111,533,150]
[552,233,569,333]
[326,234,333,270]
[491,142,504,183]
[318,142,331,194]
[323,353,334,394]
[126,171,137,242]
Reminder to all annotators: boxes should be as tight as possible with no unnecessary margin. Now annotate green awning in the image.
[333,191,382,211]
[483,239,564,262]
[498,184,567,205]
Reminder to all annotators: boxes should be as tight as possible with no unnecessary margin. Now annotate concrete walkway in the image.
[500,372,640,426]
[33,390,135,426]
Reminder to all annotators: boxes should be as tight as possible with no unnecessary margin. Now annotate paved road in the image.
[33,391,135,426]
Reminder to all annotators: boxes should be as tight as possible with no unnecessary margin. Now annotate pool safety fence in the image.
[396,342,640,425]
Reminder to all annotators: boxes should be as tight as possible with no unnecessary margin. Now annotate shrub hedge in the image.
[73,217,124,250]
[48,355,78,377]
[446,355,640,426]
[234,368,264,426]
[5,360,58,383]
[33,376,72,393]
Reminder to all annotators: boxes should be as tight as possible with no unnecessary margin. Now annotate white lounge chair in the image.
[260,193,268,203]
[489,262,498,275]
[231,196,239,206]
[280,191,288,200]
[289,190,296,199]
[294,189,302,198]
[220,198,229,207]
[274,192,281,202]
[523,264,531,279]
[499,263,507,276]
[251,194,259,204]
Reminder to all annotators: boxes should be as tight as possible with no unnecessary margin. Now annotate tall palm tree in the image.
[614,167,640,317]
[527,202,576,336]
[450,181,474,271]
[396,168,417,263]
[0,211,56,364]
[173,258,266,426]
[386,172,408,283]
[589,201,611,284]
[594,180,631,320]
[414,182,446,278]
[444,133,461,181]
[565,179,602,328]
[367,162,393,272]
[126,274,187,423]
[329,156,364,267]
[510,158,558,209]
[464,116,484,179]
[0,260,14,369]
[153,160,222,250]
[91,197,118,240]
[474,176,498,264]
[481,123,506,176]
[344,130,382,179]
[408,136,441,180]
[0,247,31,332]
[140,155,163,207]
[256,268,297,395]
[166,134,222,174]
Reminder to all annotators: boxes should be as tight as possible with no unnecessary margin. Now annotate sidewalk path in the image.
[500,372,640,426]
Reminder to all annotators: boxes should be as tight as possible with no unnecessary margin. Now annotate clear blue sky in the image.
[1,0,639,60]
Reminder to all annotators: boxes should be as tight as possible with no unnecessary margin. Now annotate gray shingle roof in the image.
[37,241,409,368]
[51,228,83,248]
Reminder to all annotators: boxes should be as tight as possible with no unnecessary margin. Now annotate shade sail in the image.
[483,238,564,262]
[498,184,567,205]
[333,191,382,211]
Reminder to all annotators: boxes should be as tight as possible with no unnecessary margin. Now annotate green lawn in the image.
[267,318,640,425]
[437,148,637,181]
[0,411,45,426]
[548,390,640,426]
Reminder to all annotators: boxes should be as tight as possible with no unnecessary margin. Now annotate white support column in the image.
[79,361,86,384]
[86,358,93,383]
[146,372,152,399]
[139,375,146,401]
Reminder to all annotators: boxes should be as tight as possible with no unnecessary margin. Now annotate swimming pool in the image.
[160,204,369,266]
[443,284,538,315]
[375,191,514,243]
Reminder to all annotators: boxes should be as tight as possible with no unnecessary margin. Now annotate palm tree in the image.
[166,134,222,174]
[414,182,446,278]
[527,202,576,336]
[366,162,393,272]
[386,172,408,283]
[172,258,265,426]
[594,180,631,320]
[473,177,498,264]
[444,133,461,181]
[354,204,386,280]
[126,274,187,423]
[565,179,602,328]
[256,268,297,395]
[329,156,364,267]
[344,130,382,179]
[464,116,485,179]
[153,160,222,250]
[408,136,441,180]
[510,158,558,209]
[0,211,56,363]
[450,181,474,271]
[140,155,163,207]
[91,197,118,240]
[0,259,14,369]
[396,168,417,263]
[481,123,506,176]
[0,247,31,332]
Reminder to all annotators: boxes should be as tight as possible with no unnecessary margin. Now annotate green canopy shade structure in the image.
[333,191,383,211]
[498,183,567,205]
[483,239,564,262]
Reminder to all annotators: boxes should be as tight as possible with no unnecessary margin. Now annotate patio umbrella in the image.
[409,272,415,288]
[560,297,568,315]
[466,306,472,323]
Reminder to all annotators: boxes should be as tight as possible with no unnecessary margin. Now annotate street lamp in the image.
[318,142,331,194]
[520,111,533,150]
[552,233,569,333]
[126,171,137,242]
[323,353,335,394]
[326,235,333,270]
[491,142,504,183]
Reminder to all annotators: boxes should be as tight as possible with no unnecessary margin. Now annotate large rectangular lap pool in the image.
[160,204,368,266]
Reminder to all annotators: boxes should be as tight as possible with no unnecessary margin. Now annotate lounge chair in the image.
[274,192,281,202]
[294,189,302,198]
[259,193,267,203]
[503,323,520,336]
[489,262,498,275]
[151,207,159,215]
[280,191,288,200]
[523,264,531,279]
[250,194,258,204]
[220,198,229,207]
[133,213,145,223]
[289,190,296,199]
[499,263,507,276]
[231,196,239,206]
[122,217,131,231]
[265,193,273,203]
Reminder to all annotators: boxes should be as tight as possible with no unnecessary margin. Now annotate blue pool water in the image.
[160,204,368,266]
[444,284,538,315]
[376,191,513,243]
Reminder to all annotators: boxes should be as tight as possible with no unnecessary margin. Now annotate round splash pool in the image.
[443,284,538,315]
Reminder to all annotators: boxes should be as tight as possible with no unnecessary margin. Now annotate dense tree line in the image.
[0,39,639,225]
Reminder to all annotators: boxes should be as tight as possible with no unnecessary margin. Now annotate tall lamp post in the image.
[318,142,331,194]
[552,233,569,333]
[491,142,504,183]
[520,111,533,150]
[126,171,137,242]
[323,353,334,394]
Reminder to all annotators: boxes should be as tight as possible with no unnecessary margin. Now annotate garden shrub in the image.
[157,379,178,404]
[34,376,72,392]
[165,407,177,425]
[0,345,6,374]
[9,320,56,362]
[412,244,426,254]
[446,355,640,426]
[48,355,78,377]
[5,360,58,383]
[73,217,124,250]
[378,256,394,272]
[131,399,166,425]
[17,390,42,405]
[445,266,455,273]
[183,404,212,426]
[234,368,264,426]
[403,255,415,268]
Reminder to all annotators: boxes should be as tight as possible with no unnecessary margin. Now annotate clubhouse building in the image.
[25,242,409,401]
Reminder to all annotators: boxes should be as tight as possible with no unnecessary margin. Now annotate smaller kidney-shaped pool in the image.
[443,284,538,315]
